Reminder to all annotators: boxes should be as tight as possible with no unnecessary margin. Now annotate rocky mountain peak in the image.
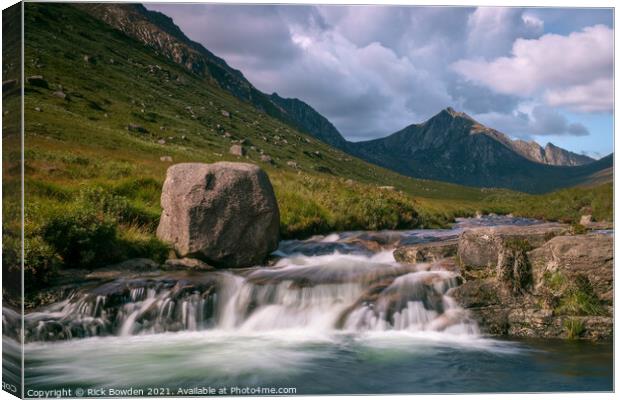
[441,107,476,122]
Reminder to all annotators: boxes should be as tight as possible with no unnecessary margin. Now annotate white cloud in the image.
[452,24,613,112]
[544,78,613,112]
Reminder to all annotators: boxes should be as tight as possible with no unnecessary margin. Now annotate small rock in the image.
[260,155,273,163]
[3,79,18,90]
[52,91,67,99]
[286,161,299,169]
[580,215,593,225]
[160,156,173,162]
[26,75,48,88]
[229,144,245,156]
[34,107,42,112]
[378,186,395,191]
[157,139,166,145]
[221,110,230,118]
[127,123,148,133]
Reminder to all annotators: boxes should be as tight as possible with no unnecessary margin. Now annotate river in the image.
[3,216,613,395]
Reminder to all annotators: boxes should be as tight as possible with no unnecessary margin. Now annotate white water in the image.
[18,247,480,343]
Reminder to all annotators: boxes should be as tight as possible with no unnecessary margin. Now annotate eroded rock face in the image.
[450,229,613,340]
[394,240,458,264]
[157,162,280,268]
[457,224,568,271]
[529,234,613,304]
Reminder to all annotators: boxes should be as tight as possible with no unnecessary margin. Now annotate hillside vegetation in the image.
[2,4,612,292]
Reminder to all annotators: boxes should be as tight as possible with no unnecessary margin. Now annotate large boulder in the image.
[156,162,280,267]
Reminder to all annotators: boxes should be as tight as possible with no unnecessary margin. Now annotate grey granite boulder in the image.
[156,162,280,267]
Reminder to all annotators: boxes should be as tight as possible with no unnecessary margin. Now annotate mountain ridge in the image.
[77,3,610,193]
[74,3,350,150]
[347,109,611,192]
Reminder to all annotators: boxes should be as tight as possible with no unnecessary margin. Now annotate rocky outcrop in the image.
[394,240,458,263]
[391,223,613,340]
[543,142,594,166]
[449,229,613,340]
[529,234,613,304]
[156,162,280,268]
[510,140,594,166]
[457,224,568,274]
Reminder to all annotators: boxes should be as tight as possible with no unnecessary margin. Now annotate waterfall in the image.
[16,245,478,343]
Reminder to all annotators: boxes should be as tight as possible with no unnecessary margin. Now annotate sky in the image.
[147,4,613,158]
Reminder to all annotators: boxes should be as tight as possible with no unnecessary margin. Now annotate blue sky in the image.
[148,4,613,157]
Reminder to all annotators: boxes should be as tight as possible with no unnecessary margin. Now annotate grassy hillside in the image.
[2,4,612,291]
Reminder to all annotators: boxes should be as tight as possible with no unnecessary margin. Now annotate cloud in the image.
[530,106,590,136]
[544,78,613,113]
[452,25,613,112]
[475,106,590,139]
[145,4,611,151]
[466,8,544,58]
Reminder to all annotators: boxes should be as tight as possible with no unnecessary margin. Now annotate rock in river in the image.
[156,162,280,268]
[457,223,568,271]
[394,240,458,263]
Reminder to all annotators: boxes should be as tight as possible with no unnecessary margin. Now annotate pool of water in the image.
[15,332,612,394]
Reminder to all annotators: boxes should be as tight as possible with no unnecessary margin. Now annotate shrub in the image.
[41,204,118,268]
[24,236,60,288]
[563,318,585,340]
[555,275,604,316]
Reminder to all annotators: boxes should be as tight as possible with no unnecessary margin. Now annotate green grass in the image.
[563,318,586,340]
[482,183,613,223]
[2,3,613,294]
[543,272,605,317]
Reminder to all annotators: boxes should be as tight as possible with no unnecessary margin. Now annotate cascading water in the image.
[15,236,478,343]
[4,217,612,393]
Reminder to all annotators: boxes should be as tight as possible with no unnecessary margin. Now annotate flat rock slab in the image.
[164,258,215,271]
[394,239,458,263]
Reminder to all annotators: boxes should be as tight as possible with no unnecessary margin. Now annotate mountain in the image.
[510,140,593,166]
[269,93,348,148]
[75,3,347,150]
[348,108,611,193]
[76,3,609,193]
